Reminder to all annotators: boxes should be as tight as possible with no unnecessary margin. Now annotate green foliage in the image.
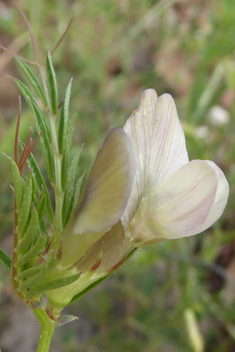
[16,233,48,267]
[62,149,83,227]
[61,111,79,191]
[25,272,81,300]
[17,207,40,252]
[14,57,47,106]
[58,78,73,154]
[30,101,54,181]
[18,263,44,279]
[17,172,33,233]
[0,248,12,272]
[19,266,48,291]
[5,156,23,209]
[63,173,84,228]
[13,77,38,106]
[13,77,54,181]
[27,152,54,223]
[0,24,88,312]
[46,51,58,115]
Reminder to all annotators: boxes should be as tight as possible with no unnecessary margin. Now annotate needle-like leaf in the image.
[17,233,48,266]
[58,78,73,154]
[27,153,54,224]
[0,248,12,272]
[25,272,81,299]
[18,173,33,234]
[46,51,58,115]
[5,156,23,209]
[15,57,47,106]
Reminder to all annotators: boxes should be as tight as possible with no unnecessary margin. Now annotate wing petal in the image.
[127,160,229,246]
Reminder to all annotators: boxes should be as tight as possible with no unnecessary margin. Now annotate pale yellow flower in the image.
[45,89,229,310]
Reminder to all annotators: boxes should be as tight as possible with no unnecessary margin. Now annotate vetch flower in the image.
[121,89,229,247]
[45,127,135,310]
[45,89,229,312]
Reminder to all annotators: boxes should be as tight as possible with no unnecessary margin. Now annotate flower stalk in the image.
[34,309,56,352]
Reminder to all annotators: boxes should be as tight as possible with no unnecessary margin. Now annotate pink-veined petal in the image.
[121,89,189,228]
[126,160,229,247]
[73,127,134,235]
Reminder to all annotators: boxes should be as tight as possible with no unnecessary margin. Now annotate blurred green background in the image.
[0,0,234,351]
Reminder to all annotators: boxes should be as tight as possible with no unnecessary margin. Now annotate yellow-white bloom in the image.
[45,89,229,310]
[122,89,229,247]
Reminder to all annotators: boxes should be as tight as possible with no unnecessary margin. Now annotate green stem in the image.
[34,309,56,352]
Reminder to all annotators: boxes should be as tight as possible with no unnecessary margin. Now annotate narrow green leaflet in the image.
[18,251,57,280]
[30,101,54,182]
[64,110,78,152]
[61,151,69,192]
[18,263,44,279]
[63,173,84,227]
[13,78,37,105]
[37,192,46,221]
[63,148,82,209]
[27,153,54,223]
[15,57,47,106]
[5,156,23,209]
[17,207,39,252]
[39,218,48,235]
[58,78,73,154]
[19,266,48,291]
[14,79,51,142]
[31,172,37,205]
[18,173,33,233]
[61,111,79,191]
[13,78,54,181]
[70,175,84,216]
[16,233,48,267]
[46,252,58,270]
[25,272,81,299]
[0,248,12,272]
[46,51,58,115]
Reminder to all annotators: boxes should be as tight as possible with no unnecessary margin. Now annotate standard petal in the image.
[73,127,134,235]
[121,89,189,228]
[126,160,229,247]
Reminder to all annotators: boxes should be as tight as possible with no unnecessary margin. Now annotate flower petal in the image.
[73,127,134,235]
[121,89,189,228]
[61,229,106,269]
[45,222,133,309]
[76,221,133,274]
[127,160,229,247]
